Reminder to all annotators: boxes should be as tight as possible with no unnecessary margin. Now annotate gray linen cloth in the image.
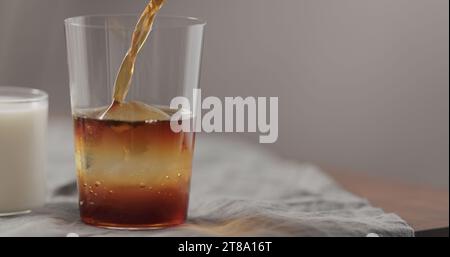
[0,120,414,237]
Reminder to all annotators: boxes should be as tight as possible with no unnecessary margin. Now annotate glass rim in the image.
[64,14,206,30]
[0,86,48,104]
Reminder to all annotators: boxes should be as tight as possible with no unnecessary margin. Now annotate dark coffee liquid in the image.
[74,108,194,228]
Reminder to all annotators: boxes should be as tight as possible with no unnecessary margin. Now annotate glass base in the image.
[81,217,185,230]
[0,210,31,217]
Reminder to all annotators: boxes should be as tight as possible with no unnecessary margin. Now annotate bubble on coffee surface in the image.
[100,101,170,122]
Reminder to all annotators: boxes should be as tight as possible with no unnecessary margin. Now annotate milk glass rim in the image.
[0,86,48,104]
[64,14,206,30]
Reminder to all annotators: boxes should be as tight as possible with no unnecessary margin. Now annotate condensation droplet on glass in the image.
[123,148,130,161]
[95,181,101,187]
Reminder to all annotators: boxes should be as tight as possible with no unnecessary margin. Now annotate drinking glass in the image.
[65,15,205,229]
[0,86,48,216]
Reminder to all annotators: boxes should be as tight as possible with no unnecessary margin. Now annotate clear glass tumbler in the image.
[65,15,205,229]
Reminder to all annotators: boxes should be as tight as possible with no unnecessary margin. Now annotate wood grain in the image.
[327,169,449,232]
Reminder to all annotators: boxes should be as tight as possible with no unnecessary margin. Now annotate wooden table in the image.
[328,169,449,237]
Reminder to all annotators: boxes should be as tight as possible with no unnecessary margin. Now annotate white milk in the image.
[0,97,47,215]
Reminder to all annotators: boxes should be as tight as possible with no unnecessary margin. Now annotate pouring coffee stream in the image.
[100,0,169,121]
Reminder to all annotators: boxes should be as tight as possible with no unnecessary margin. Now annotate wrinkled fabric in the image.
[0,120,414,237]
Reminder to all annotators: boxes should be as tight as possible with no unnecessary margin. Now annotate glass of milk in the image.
[0,86,48,216]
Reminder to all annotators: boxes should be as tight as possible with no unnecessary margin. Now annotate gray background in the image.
[0,0,448,187]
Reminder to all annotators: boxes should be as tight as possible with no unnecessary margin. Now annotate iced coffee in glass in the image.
[65,10,205,229]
